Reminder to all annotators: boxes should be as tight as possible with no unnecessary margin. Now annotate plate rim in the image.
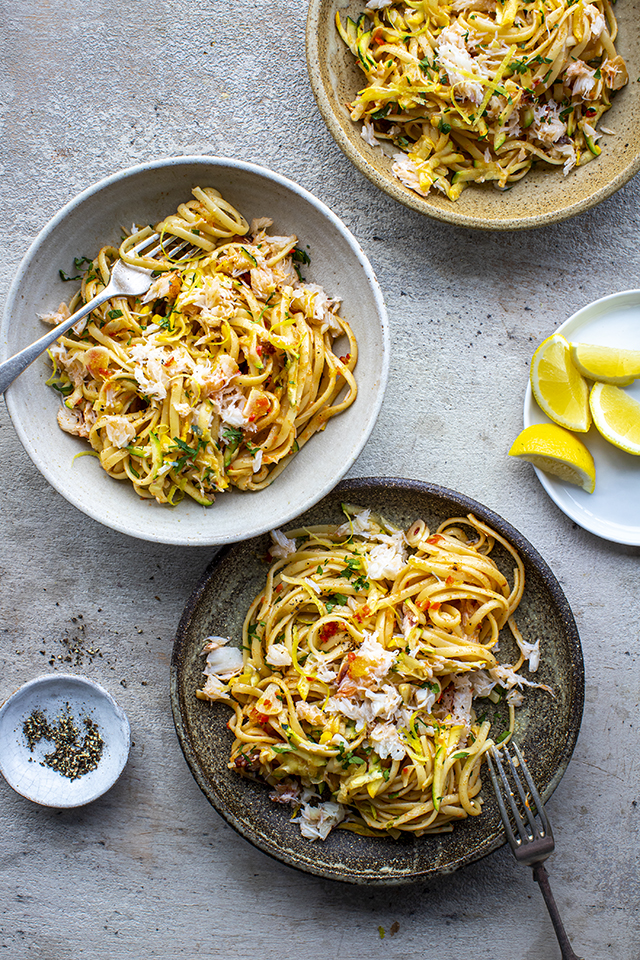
[523,288,640,545]
[171,476,585,884]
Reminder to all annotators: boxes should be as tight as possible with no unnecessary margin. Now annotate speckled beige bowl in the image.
[306,0,640,230]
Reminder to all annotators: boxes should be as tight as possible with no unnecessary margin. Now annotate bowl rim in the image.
[2,156,390,546]
[305,0,640,231]
[0,673,131,808]
[171,475,585,884]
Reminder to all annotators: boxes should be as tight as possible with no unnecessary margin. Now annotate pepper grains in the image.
[23,704,104,780]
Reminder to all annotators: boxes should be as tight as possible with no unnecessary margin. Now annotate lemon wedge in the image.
[570,342,640,385]
[589,383,640,455]
[509,423,596,493]
[530,334,590,432]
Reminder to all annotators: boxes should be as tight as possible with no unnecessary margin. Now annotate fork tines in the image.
[487,742,554,862]
[134,232,199,264]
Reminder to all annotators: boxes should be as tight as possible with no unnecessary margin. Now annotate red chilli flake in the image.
[354,604,371,623]
[348,651,357,662]
[319,621,339,644]
[426,535,443,545]
[446,575,455,586]
[339,354,351,364]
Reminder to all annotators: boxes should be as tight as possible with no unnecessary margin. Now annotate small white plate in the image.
[0,675,130,807]
[524,290,640,545]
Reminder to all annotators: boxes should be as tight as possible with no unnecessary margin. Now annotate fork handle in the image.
[0,285,113,395]
[532,862,584,960]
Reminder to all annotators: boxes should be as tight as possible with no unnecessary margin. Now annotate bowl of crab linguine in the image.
[306,0,640,229]
[1,157,389,544]
[171,477,584,882]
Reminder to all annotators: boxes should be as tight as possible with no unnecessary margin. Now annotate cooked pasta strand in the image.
[197,508,552,840]
[43,190,357,506]
[337,0,628,201]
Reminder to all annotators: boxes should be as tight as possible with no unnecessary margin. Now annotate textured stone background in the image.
[1,2,639,958]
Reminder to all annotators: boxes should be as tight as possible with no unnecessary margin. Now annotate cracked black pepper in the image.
[22,704,104,780]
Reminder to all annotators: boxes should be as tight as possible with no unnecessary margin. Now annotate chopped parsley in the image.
[221,426,243,446]
[325,593,348,612]
[167,436,205,471]
[292,247,311,281]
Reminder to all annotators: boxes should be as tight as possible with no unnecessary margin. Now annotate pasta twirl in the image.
[197,507,552,841]
[43,188,357,506]
[338,0,628,201]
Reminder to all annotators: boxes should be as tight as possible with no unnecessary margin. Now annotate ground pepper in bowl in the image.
[23,704,104,780]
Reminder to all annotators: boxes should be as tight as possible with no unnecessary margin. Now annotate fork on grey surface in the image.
[0,232,200,395]
[487,742,584,960]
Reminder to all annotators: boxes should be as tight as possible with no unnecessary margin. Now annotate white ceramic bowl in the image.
[1,157,389,545]
[0,675,130,807]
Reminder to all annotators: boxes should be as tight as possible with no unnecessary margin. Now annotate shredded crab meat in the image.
[46,188,357,508]
[338,0,627,201]
[292,800,346,841]
[198,510,553,841]
[435,22,489,107]
[269,528,297,559]
[202,637,244,680]
[265,643,293,667]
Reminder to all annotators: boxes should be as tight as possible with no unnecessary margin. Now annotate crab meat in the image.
[104,416,136,449]
[83,346,111,380]
[141,271,181,305]
[601,56,629,91]
[265,643,293,668]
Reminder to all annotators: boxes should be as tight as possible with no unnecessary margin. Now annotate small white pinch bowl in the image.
[0,675,130,808]
[1,157,389,546]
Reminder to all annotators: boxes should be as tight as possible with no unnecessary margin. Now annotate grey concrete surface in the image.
[1,2,639,959]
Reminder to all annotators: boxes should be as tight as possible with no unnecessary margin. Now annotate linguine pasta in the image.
[197,506,551,840]
[43,188,357,506]
[337,0,628,201]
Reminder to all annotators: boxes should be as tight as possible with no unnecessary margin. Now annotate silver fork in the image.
[0,232,200,395]
[487,742,584,960]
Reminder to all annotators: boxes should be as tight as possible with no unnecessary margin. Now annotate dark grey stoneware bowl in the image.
[171,477,584,884]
